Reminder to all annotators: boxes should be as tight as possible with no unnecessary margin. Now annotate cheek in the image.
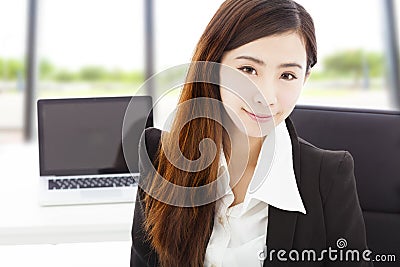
[220,88,242,109]
[278,85,302,112]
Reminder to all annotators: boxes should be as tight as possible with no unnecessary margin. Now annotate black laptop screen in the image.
[37,96,153,176]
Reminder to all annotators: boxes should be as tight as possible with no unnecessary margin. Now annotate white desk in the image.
[0,142,135,245]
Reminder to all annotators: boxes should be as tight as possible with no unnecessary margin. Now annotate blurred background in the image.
[0,0,399,144]
[0,1,399,266]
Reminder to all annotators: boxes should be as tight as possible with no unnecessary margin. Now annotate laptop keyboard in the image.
[48,176,138,190]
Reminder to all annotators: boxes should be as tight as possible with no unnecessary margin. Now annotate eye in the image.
[238,66,257,75]
[281,73,297,81]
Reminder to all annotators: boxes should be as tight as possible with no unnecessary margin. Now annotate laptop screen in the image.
[37,96,153,176]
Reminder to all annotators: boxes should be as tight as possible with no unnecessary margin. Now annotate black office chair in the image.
[290,104,400,266]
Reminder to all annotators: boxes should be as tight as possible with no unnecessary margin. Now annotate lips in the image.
[242,108,273,118]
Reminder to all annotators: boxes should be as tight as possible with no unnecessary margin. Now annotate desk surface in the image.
[0,142,135,245]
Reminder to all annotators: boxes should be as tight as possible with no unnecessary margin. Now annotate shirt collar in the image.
[218,120,306,215]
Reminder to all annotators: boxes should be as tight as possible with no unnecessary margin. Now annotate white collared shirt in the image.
[204,121,307,267]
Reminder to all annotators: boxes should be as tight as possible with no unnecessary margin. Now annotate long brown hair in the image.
[143,0,317,266]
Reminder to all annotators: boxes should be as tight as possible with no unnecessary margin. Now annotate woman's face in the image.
[220,31,309,137]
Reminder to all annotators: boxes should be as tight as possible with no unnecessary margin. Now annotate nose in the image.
[252,86,277,110]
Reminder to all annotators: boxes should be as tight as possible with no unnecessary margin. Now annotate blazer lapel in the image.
[263,116,302,266]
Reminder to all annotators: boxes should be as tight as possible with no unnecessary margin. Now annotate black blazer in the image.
[130,116,373,267]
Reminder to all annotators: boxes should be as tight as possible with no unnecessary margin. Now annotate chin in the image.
[240,122,274,138]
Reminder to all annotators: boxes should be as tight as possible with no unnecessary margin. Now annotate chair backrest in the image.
[290,104,400,264]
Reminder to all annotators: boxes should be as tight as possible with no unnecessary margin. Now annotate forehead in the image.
[222,32,307,65]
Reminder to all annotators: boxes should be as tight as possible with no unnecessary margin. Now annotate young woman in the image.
[130,0,371,266]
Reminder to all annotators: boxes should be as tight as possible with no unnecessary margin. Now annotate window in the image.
[2,0,399,143]
[37,0,145,100]
[0,0,27,143]
[296,0,395,110]
[153,0,225,128]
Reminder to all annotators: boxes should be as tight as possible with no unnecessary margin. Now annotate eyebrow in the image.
[279,63,303,70]
[235,55,303,70]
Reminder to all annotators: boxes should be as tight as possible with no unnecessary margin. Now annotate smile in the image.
[243,108,273,123]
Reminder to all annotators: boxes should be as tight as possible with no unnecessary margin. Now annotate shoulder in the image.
[142,127,162,149]
[285,116,349,168]
[297,136,355,204]
[139,127,162,164]
[298,136,353,169]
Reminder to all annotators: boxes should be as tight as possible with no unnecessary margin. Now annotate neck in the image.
[223,112,265,168]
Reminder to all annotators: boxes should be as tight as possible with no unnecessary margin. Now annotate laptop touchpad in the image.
[80,189,123,199]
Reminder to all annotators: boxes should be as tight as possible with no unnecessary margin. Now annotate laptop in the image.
[37,96,153,206]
